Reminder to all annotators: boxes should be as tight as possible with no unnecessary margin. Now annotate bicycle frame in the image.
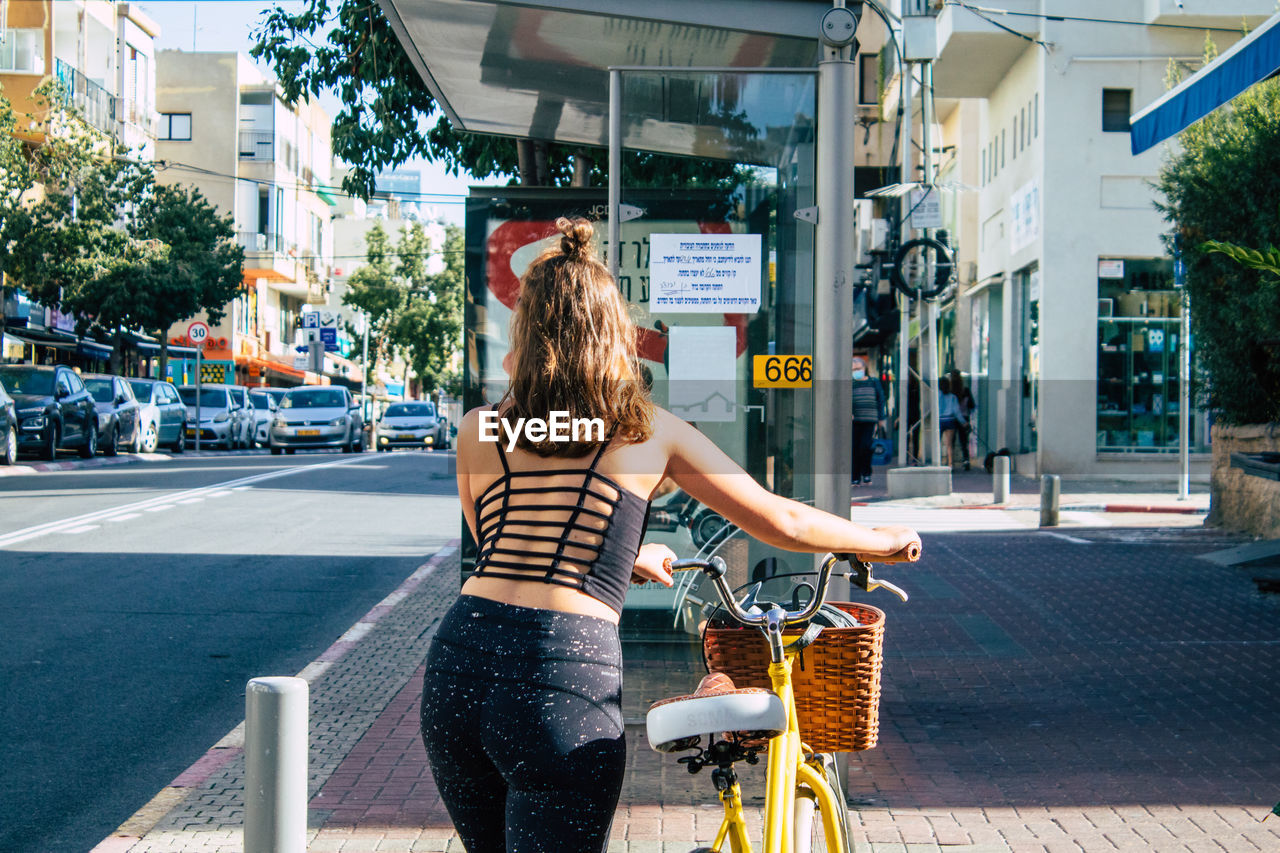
[707,643,845,853]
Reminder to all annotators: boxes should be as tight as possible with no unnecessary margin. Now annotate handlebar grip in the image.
[835,542,921,564]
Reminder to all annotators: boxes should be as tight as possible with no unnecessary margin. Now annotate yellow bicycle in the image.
[645,552,912,853]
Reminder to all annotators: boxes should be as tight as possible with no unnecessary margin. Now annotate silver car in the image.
[269,386,364,454]
[178,384,239,449]
[248,388,282,446]
[376,401,450,451]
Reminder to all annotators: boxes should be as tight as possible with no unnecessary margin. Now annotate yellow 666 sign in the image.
[752,354,813,389]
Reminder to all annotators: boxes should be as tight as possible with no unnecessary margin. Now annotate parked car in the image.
[227,385,256,449]
[83,374,142,456]
[0,364,98,460]
[178,384,241,450]
[269,385,364,454]
[0,378,16,466]
[376,401,450,451]
[129,378,187,453]
[248,388,280,446]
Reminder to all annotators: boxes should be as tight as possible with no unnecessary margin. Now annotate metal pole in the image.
[897,54,913,468]
[1178,289,1190,499]
[194,345,201,452]
[993,454,1010,504]
[1039,474,1060,527]
[360,310,369,426]
[921,61,942,469]
[608,69,622,283]
[813,15,856,533]
[244,677,308,853]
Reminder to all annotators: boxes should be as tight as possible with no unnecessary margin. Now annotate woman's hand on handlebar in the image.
[841,526,922,564]
[631,542,677,587]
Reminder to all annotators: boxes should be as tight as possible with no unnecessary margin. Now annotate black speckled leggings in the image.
[420,594,626,853]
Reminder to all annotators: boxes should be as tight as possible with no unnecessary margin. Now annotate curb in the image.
[852,499,1208,514]
[88,539,461,853]
[0,448,278,477]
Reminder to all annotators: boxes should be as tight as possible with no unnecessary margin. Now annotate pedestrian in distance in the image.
[938,375,966,469]
[850,355,886,486]
[948,369,975,471]
[421,216,921,853]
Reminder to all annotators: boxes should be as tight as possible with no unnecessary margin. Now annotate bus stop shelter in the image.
[378,0,867,633]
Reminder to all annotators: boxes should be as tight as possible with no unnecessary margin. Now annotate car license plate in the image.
[297,429,320,437]
[397,433,415,440]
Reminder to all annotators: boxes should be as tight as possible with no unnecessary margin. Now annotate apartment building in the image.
[154,50,336,387]
[892,0,1273,479]
[0,0,160,366]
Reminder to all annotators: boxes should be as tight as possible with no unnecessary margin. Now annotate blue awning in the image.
[1130,13,1280,155]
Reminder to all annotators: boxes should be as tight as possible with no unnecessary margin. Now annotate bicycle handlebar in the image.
[668,545,918,632]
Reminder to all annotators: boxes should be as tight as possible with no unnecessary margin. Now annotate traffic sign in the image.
[320,327,338,352]
[187,320,211,344]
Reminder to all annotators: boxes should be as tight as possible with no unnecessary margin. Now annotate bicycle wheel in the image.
[793,758,851,853]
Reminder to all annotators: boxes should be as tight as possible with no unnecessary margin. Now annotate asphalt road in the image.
[0,450,460,853]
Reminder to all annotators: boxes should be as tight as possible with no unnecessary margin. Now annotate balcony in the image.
[1144,0,1276,26]
[54,59,116,136]
[237,231,299,283]
[239,131,274,161]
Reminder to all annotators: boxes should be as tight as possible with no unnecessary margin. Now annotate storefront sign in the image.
[649,233,761,313]
[1098,259,1126,279]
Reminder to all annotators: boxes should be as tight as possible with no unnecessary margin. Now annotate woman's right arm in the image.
[655,408,918,557]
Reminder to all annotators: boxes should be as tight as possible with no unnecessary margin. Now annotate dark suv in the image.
[0,364,98,460]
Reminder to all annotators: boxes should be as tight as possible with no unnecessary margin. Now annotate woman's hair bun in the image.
[555,216,595,259]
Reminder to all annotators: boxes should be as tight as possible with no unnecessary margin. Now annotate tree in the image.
[393,223,463,396]
[0,82,244,376]
[251,0,745,198]
[1156,77,1280,424]
[342,221,406,386]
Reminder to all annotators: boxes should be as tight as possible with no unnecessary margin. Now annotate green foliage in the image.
[343,220,462,395]
[1156,78,1280,424]
[0,83,244,374]
[251,0,746,197]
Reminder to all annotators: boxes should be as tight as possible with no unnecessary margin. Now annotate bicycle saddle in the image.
[645,672,787,753]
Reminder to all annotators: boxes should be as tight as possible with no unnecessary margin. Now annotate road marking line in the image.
[177,498,204,504]
[144,505,174,513]
[206,490,232,498]
[1044,531,1092,544]
[64,525,98,534]
[106,513,141,522]
[0,455,379,548]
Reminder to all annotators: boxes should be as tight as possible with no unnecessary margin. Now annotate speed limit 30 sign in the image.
[186,320,211,345]
[753,354,812,388]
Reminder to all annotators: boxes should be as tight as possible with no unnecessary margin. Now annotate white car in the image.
[248,388,282,446]
[269,386,364,454]
[376,401,450,451]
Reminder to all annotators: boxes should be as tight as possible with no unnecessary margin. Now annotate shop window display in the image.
[1096,258,1205,453]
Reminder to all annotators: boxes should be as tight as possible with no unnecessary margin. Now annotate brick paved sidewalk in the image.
[99,524,1280,853]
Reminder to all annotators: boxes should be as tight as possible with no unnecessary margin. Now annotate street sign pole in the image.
[187,321,210,452]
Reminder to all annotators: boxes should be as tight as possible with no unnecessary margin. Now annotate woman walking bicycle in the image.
[420,217,921,853]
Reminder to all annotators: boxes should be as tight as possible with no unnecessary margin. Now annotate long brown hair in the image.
[499,216,653,456]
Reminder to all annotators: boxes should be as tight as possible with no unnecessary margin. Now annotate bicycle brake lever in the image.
[739,582,763,613]
[848,562,909,603]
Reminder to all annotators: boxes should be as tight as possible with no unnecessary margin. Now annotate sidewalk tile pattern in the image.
[118,527,1280,852]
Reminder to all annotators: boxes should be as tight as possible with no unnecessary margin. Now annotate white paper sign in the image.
[668,325,737,423]
[649,234,761,313]
[909,187,943,230]
[1098,259,1125,279]
[1010,179,1040,253]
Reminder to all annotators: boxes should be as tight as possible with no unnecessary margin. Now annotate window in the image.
[1001,129,1006,168]
[857,53,880,106]
[981,149,987,185]
[1012,117,1018,158]
[0,29,44,73]
[1023,104,1030,146]
[1034,93,1039,137]
[1102,88,1131,132]
[160,113,192,141]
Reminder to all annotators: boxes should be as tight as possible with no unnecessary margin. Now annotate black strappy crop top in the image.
[470,412,650,614]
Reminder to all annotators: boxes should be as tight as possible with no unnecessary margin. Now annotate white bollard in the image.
[992,455,1010,504]
[245,677,308,853]
[1040,474,1061,528]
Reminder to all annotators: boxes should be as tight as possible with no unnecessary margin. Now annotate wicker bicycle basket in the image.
[702,601,885,753]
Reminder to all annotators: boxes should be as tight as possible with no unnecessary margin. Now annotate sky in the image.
[137,0,505,225]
